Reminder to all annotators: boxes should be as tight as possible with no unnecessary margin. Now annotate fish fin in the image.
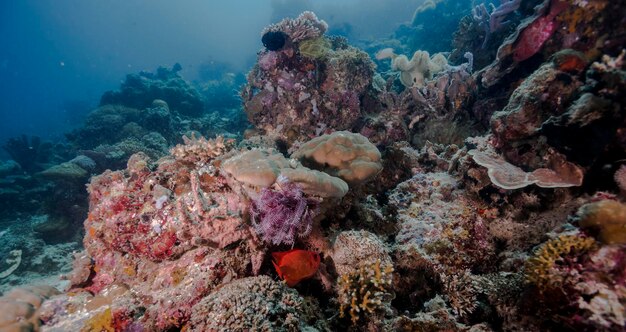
[272,251,288,262]
[272,260,283,279]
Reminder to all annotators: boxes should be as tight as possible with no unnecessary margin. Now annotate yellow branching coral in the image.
[338,259,394,324]
[525,234,596,293]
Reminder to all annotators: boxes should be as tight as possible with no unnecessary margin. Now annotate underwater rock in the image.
[330,230,392,277]
[100,64,205,117]
[188,276,327,331]
[3,135,54,174]
[243,12,375,144]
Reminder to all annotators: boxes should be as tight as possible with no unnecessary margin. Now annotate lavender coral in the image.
[250,180,319,245]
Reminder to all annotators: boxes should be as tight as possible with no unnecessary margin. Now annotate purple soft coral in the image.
[250,181,319,246]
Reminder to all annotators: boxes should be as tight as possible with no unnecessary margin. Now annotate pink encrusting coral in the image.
[512,0,569,62]
[57,137,268,330]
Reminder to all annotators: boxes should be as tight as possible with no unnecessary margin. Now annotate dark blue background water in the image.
[0,0,421,157]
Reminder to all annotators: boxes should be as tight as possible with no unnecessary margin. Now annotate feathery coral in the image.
[250,181,319,245]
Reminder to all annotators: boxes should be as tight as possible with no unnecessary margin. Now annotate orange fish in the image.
[272,249,320,287]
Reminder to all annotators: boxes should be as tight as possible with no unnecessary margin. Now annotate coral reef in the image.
[468,145,583,190]
[525,234,596,293]
[362,51,478,147]
[100,64,205,117]
[3,135,55,173]
[220,148,349,199]
[291,131,382,185]
[3,4,626,332]
[243,12,375,143]
[330,230,392,277]
[0,250,22,279]
[479,0,623,88]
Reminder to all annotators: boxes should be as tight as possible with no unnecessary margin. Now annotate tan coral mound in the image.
[578,200,626,244]
[292,131,382,185]
[0,285,60,332]
[221,148,348,199]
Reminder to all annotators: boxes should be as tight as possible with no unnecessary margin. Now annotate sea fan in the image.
[250,181,319,246]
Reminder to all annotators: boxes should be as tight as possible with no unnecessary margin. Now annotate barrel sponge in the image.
[291,131,382,185]
[578,200,626,245]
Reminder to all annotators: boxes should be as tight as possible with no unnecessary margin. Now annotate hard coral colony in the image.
[1,1,626,332]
